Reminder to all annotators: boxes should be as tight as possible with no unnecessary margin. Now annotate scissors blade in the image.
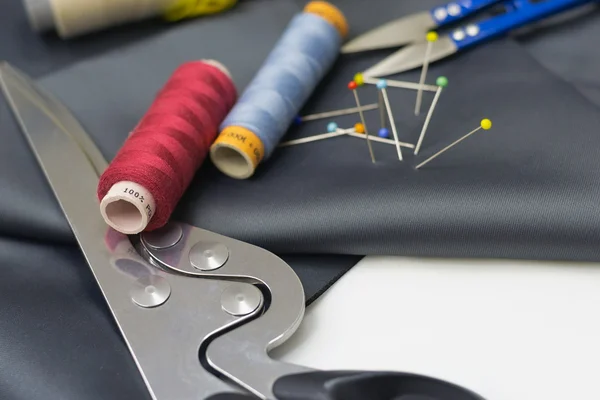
[0,62,108,176]
[362,35,458,78]
[0,62,250,399]
[342,11,438,53]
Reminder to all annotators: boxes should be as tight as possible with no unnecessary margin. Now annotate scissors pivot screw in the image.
[221,283,263,316]
[190,242,230,271]
[130,276,171,308]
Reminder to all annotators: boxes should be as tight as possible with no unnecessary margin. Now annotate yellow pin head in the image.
[353,72,364,86]
[426,31,439,42]
[481,119,492,130]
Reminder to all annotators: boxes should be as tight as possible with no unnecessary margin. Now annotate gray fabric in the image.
[3,0,600,399]
[0,0,359,301]
[31,0,600,261]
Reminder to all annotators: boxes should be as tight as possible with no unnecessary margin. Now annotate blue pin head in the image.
[378,128,390,138]
[327,122,338,133]
[293,115,303,125]
[376,79,387,90]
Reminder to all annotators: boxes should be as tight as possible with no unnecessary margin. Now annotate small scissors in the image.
[342,0,595,77]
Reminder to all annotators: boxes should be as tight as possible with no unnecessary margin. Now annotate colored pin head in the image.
[354,122,365,134]
[348,81,357,90]
[327,122,338,132]
[376,79,387,89]
[426,31,439,42]
[436,76,448,88]
[481,119,492,130]
[378,128,389,138]
[353,72,364,86]
[293,115,303,125]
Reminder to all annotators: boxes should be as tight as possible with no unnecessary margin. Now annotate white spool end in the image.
[23,0,55,32]
[201,59,232,80]
[210,126,265,180]
[100,181,156,235]
[210,143,256,179]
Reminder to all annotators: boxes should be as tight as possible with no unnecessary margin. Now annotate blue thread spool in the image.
[210,1,348,179]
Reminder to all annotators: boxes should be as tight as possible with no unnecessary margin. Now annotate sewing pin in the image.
[414,76,447,155]
[415,119,492,169]
[279,125,350,147]
[377,79,402,161]
[364,77,438,92]
[298,103,379,122]
[415,32,438,116]
[360,71,386,130]
[348,79,375,163]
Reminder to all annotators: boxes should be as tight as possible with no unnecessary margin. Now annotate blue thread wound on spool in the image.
[219,12,342,159]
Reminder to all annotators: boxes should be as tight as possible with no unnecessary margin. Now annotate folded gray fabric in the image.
[3,1,600,398]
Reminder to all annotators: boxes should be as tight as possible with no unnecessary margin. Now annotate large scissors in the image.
[0,61,485,400]
[342,0,595,77]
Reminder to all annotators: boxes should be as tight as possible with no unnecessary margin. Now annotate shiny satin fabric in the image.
[2,0,600,399]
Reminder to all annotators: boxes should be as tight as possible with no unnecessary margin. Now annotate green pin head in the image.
[436,76,448,88]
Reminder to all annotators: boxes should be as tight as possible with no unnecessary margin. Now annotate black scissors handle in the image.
[208,370,485,400]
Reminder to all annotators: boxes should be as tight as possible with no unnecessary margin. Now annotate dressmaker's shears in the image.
[342,0,595,77]
[0,62,485,400]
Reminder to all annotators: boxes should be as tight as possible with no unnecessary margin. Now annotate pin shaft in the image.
[347,131,414,149]
[279,129,350,147]
[352,89,376,163]
[300,103,378,122]
[415,40,433,116]
[364,77,438,92]
[380,88,403,161]
[414,86,442,155]
[415,126,483,169]
[378,91,386,130]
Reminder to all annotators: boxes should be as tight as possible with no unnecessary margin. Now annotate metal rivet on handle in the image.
[142,223,183,250]
[221,283,262,316]
[466,24,480,37]
[447,3,461,16]
[452,29,466,41]
[433,8,447,21]
[189,242,229,271]
[130,275,171,308]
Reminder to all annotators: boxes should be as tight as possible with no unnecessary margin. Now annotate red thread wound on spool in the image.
[97,60,237,234]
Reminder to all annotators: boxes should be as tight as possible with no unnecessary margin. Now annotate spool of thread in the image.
[97,60,237,235]
[23,0,237,39]
[210,1,348,179]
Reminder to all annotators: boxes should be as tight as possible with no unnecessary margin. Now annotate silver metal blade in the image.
[342,11,437,53]
[0,62,108,176]
[362,35,458,78]
[0,62,244,399]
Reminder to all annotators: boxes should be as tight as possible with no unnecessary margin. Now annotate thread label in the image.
[163,0,238,21]
[100,181,157,235]
[122,187,153,218]
[214,126,265,165]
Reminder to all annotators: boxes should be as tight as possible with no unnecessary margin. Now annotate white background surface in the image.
[272,256,600,400]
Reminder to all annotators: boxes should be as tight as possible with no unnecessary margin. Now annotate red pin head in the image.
[347,81,357,90]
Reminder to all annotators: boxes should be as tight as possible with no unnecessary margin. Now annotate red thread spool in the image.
[97,60,237,234]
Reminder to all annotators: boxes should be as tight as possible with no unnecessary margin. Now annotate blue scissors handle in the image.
[430,0,503,26]
[450,0,593,50]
